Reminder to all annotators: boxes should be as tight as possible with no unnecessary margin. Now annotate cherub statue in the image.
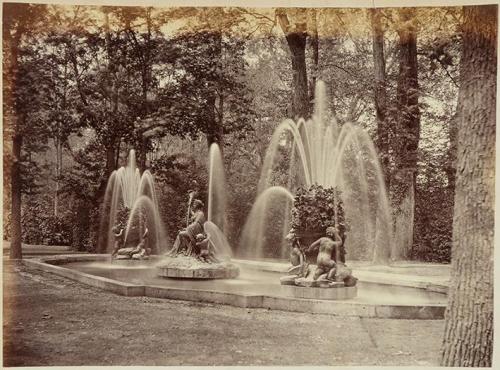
[307,226,342,281]
[195,233,219,263]
[111,226,125,257]
[286,230,309,277]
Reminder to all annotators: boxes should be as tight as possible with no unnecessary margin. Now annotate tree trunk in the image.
[446,111,458,192]
[106,145,116,176]
[54,135,62,216]
[206,93,223,149]
[206,31,224,150]
[370,8,390,189]
[277,12,310,120]
[392,8,420,259]
[5,21,24,259]
[72,200,90,252]
[394,7,420,198]
[55,58,68,217]
[309,8,319,107]
[440,5,496,367]
[288,33,309,120]
[115,139,121,168]
[137,137,148,169]
[10,134,23,259]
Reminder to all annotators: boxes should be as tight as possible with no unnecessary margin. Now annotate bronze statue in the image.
[167,199,206,257]
[307,226,342,281]
[286,230,309,277]
[111,226,125,257]
[196,233,219,263]
[132,227,150,259]
[186,180,200,227]
[114,227,149,260]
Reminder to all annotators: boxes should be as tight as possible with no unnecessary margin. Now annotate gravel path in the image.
[3,262,444,366]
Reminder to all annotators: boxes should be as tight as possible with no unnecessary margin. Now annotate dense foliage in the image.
[290,185,346,235]
[22,198,72,245]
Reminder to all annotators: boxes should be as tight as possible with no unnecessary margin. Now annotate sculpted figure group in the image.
[166,198,219,263]
[111,191,220,263]
[112,227,151,260]
[286,226,357,287]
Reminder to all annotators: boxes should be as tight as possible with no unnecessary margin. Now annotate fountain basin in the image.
[22,254,448,320]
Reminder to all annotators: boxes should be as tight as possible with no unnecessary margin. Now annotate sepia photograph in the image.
[2,0,496,367]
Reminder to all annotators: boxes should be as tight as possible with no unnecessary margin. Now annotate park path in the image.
[3,262,443,366]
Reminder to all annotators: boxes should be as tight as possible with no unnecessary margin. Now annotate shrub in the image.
[290,184,346,235]
[411,185,453,263]
[22,199,72,246]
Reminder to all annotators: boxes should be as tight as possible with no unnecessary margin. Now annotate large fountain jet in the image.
[207,143,227,233]
[99,149,168,254]
[241,81,397,264]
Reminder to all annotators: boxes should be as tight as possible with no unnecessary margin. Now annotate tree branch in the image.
[236,8,275,24]
[321,62,358,79]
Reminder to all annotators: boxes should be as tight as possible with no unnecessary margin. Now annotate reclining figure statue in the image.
[112,228,150,260]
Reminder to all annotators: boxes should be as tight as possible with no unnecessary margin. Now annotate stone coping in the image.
[20,254,446,320]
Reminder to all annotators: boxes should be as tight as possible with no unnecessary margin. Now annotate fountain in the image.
[240,81,395,298]
[32,84,447,317]
[99,149,167,259]
[156,143,239,279]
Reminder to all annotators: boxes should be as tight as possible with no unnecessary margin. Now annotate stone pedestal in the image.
[280,267,358,300]
[157,256,239,279]
[281,284,357,300]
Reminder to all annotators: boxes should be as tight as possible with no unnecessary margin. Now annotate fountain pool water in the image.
[31,254,448,319]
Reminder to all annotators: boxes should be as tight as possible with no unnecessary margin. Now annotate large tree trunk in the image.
[277,11,310,120]
[288,34,309,120]
[10,134,23,259]
[370,8,390,188]
[206,93,224,149]
[392,8,420,260]
[440,5,496,367]
[4,14,24,260]
[308,8,319,107]
[206,31,224,150]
